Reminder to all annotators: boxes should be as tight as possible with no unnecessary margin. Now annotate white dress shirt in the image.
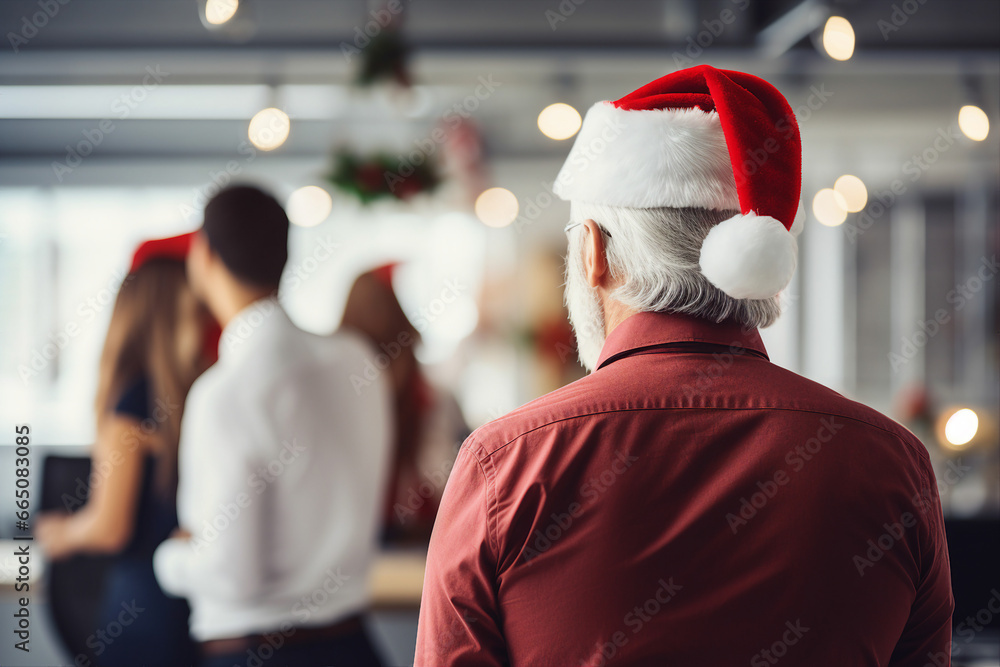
[153,297,392,641]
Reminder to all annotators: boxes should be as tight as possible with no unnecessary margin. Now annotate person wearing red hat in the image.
[36,232,218,667]
[415,66,952,666]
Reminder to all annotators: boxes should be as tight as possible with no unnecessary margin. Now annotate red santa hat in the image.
[129,231,195,273]
[553,64,804,300]
[129,231,222,363]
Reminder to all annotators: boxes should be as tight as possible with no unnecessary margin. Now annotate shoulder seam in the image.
[472,405,928,463]
[463,438,501,574]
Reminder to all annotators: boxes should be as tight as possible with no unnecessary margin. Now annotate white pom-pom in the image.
[699,211,797,300]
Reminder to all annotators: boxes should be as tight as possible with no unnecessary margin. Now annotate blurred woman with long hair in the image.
[37,233,217,667]
[341,264,469,545]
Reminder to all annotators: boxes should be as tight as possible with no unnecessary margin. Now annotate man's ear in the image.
[581,218,610,289]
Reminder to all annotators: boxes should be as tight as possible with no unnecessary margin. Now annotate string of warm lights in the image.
[810,14,989,229]
[193,6,991,239]
[472,102,585,227]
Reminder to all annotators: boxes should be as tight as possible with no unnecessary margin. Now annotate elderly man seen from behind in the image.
[415,65,952,667]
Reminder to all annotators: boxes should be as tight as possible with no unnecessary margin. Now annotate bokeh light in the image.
[537,103,583,140]
[822,16,855,61]
[286,186,332,227]
[944,408,979,447]
[475,187,519,228]
[834,175,868,213]
[958,105,990,141]
[812,188,848,227]
[248,107,290,151]
[204,0,239,25]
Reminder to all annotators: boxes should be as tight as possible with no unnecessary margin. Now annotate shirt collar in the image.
[218,296,286,362]
[595,311,769,371]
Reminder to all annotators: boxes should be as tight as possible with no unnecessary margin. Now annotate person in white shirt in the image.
[153,185,392,667]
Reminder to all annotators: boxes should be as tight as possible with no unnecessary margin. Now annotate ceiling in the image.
[2,0,998,54]
[1,0,998,191]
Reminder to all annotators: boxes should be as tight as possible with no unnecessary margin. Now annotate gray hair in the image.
[569,201,782,329]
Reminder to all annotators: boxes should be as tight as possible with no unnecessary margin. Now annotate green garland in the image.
[326,149,441,205]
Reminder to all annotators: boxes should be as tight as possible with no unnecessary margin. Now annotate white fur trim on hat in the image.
[553,102,740,210]
[699,211,797,300]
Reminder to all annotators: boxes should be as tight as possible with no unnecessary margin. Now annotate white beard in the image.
[564,231,607,373]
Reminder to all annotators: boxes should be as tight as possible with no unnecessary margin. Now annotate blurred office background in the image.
[1,1,998,665]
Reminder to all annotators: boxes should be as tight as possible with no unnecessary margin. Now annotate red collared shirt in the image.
[416,312,953,666]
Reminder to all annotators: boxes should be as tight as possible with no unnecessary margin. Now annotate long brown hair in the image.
[94,258,208,498]
[341,269,425,508]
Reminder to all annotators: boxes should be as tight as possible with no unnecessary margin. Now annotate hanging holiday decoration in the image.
[354,2,411,88]
[322,2,447,206]
[326,148,441,205]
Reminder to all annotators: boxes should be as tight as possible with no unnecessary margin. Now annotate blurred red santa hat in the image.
[129,231,221,362]
[129,231,195,273]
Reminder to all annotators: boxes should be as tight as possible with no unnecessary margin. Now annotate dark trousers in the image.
[199,625,383,667]
[97,558,197,667]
